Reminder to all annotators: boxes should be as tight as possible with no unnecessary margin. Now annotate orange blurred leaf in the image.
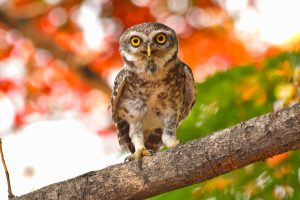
[267,152,290,167]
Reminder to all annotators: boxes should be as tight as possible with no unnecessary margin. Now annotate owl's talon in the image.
[124,156,131,162]
[165,139,181,148]
[124,148,152,162]
[171,139,180,148]
[141,149,152,156]
[146,149,155,155]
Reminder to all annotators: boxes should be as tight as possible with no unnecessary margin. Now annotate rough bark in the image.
[10,104,300,200]
[0,10,111,96]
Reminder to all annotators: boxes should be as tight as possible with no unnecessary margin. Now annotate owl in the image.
[111,22,196,161]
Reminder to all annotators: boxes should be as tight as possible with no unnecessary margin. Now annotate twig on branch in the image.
[0,138,14,199]
[0,10,111,96]
[10,104,300,200]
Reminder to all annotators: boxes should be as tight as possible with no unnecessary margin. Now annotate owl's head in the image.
[119,22,178,73]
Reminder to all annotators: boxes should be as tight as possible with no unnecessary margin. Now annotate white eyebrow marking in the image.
[149,30,172,38]
[128,31,147,41]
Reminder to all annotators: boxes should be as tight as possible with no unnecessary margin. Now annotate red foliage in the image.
[0,79,16,92]
[112,0,154,28]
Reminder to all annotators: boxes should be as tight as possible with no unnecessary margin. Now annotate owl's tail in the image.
[145,128,163,152]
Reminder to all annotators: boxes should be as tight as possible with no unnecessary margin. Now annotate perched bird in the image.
[111,22,196,161]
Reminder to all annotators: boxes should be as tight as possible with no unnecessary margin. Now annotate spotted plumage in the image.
[111,22,196,161]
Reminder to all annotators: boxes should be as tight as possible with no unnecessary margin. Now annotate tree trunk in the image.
[11,104,300,200]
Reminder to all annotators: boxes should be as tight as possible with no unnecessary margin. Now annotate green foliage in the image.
[149,52,300,200]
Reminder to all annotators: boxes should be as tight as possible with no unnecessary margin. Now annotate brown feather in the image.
[178,64,196,123]
[145,128,163,151]
[111,68,134,152]
[116,119,134,153]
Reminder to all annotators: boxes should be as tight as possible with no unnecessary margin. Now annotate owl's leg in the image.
[162,114,180,148]
[125,122,152,161]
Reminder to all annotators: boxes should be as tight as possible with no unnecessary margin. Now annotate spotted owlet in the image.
[111,22,196,161]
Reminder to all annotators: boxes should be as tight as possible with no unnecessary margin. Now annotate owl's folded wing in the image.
[178,64,196,124]
[111,68,135,153]
[111,68,127,122]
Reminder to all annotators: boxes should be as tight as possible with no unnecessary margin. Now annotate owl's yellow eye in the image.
[130,36,141,47]
[156,33,167,44]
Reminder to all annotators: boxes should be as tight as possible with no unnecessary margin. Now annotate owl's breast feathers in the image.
[111,62,196,152]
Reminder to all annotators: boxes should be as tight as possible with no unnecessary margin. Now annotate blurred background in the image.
[0,0,299,199]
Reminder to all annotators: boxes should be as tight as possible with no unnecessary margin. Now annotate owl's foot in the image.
[168,139,181,148]
[125,148,152,162]
[162,135,181,148]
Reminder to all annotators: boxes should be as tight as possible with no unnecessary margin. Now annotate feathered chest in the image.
[117,66,186,121]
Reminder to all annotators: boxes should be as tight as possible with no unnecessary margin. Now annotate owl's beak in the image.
[147,44,152,57]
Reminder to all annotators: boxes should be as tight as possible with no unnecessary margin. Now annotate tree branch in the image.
[11,104,300,200]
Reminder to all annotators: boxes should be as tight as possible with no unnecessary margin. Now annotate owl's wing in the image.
[111,68,135,153]
[178,63,196,124]
[111,68,127,121]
